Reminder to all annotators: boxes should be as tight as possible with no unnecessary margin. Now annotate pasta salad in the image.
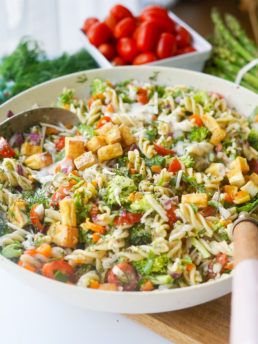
[0,78,258,292]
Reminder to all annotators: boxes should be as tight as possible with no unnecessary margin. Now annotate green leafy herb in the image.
[179,155,194,168]
[22,189,49,209]
[182,175,205,192]
[54,270,69,282]
[91,78,107,96]
[0,217,10,236]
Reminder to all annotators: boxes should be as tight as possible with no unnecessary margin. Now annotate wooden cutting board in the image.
[127,294,231,344]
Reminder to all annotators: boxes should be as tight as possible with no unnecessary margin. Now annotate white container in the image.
[83,11,212,72]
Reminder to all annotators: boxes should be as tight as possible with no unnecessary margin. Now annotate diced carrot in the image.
[87,98,94,109]
[152,115,158,121]
[224,262,233,270]
[106,104,114,113]
[140,280,154,291]
[83,221,105,234]
[224,193,233,203]
[18,261,37,272]
[98,283,118,291]
[25,249,37,256]
[189,114,203,126]
[186,263,195,271]
[130,168,137,174]
[89,280,100,289]
[36,243,52,257]
[92,233,101,243]
[91,180,98,187]
[151,165,162,173]
[137,88,148,105]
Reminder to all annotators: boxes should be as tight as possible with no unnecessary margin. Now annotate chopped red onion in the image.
[16,165,24,176]
[9,133,24,147]
[7,110,14,118]
[28,133,41,145]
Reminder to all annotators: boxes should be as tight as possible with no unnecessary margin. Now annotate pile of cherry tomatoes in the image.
[81,4,196,66]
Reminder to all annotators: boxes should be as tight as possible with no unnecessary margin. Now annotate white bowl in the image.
[0,66,257,314]
[83,11,212,72]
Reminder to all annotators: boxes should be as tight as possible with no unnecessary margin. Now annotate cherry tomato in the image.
[97,116,111,128]
[140,5,169,19]
[105,14,117,31]
[133,52,157,65]
[117,37,138,62]
[107,262,138,291]
[154,144,174,156]
[216,253,228,267]
[82,17,99,34]
[166,206,178,225]
[42,260,74,281]
[176,46,196,55]
[137,88,148,104]
[176,26,191,48]
[114,212,142,226]
[55,136,65,151]
[112,56,126,66]
[136,22,160,52]
[168,158,181,173]
[114,17,136,39]
[110,4,133,22]
[142,15,175,34]
[156,33,177,59]
[87,22,112,47]
[30,204,45,232]
[200,205,217,217]
[98,43,116,60]
[0,137,15,158]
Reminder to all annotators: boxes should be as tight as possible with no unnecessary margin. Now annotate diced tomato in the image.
[97,116,111,128]
[110,4,133,22]
[166,206,178,225]
[107,262,138,291]
[168,158,181,173]
[98,43,116,61]
[0,137,15,158]
[42,260,74,281]
[189,114,203,127]
[82,17,99,34]
[154,144,174,156]
[216,253,228,267]
[200,205,217,217]
[249,159,258,174]
[224,193,233,203]
[137,88,148,104]
[30,204,45,232]
[114,212,142,226]
[133,52,157,65]
[55,136,65,151]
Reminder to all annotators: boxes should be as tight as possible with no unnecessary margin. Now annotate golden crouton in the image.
[230,157,250,173]
[8,200,28,228]
[241,181,258,198]
[24,152,53,170]
[97,143,123,162]
[65,137,85,159]
[227,168,245,187]
[96,122,113,136]
[233,190,250,204]
[59,198,77,227]
[120,124,136,146]
[181,193,208,208]
[210,127,226,145]
[74,151,97,170]
[86,136,106,152]
[48,222,78,248]
[205,163,225,178]
[249,172,258,186]
[21,142,42,156]
[105,125,121,144]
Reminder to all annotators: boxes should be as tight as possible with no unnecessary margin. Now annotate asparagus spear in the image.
[211,9,254,62]
[225,14,258,56]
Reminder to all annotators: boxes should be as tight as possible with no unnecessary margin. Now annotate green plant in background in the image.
[0,38,98,104]
[205,9,258,93]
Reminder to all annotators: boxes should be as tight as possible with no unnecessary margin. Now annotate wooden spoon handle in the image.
[233,220,258,265]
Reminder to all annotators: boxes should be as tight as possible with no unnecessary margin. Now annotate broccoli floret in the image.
[248,129,258,151]
[1,242,23,259]
[193,91,209,106]
[129,224,152,246]
[188,126,209,142]
[22,189,49,209]
[179,154,194,167]
[0,217,10,236]
[57,88,75,106]
[104,175,136,206]
[133,253,169,276]
[91,78,107,96]
[78,124,95,139]
[146,155,166,167]
[130,196,150,213]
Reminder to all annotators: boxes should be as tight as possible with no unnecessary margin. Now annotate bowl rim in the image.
[1,65,256,299]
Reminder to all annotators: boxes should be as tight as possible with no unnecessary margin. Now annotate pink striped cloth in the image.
[231,259,258,344]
